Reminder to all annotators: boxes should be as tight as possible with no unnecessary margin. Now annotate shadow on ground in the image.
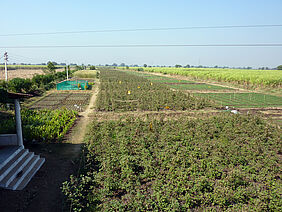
[0,143,82,212]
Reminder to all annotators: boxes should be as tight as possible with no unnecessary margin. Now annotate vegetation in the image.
[0,69,74,95]
[73,70,98,78]
[89,65,96,70]
[194,93,282,108]
[96,70,210,111]
[63,114,281,211]
[0,109,77,143]
[46,61,56,74]
[30,92,92,111]
[127,67,282,88]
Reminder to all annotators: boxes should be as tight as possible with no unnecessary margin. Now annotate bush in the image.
[89,65,96,70]
[8,78,33,93]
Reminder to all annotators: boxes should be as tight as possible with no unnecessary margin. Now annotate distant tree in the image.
[46,61,56,74]
[120,63,126,67]
[184,64,190,68]
[112,63,118,67]
[126,66,129,69]
[175,64,182,68]
[89,66,96,70]
[277,65,282,70]
[144,64,147,67]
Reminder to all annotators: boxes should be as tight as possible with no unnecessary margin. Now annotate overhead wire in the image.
[0,44,282,49]
[0,24,281,37]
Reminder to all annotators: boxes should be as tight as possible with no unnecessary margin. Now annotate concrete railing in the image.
[0,134,18,146]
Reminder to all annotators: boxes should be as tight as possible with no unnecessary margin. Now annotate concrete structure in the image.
[0,92,45,190]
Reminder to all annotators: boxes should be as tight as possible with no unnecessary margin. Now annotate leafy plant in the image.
[63,114,281,211]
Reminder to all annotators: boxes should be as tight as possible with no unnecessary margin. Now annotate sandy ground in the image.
[0,69,64,80]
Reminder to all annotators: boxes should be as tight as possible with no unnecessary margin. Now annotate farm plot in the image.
[30,92,92,111]
[0,109,77,143]
[127,71,234,91]
[193,93,282,108]
[96,70,211,112]
[63,114,281,211]
[129,67,282,88]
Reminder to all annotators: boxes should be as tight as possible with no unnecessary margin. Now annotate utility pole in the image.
[4,52,8,81]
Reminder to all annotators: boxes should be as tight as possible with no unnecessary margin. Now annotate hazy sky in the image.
[1,0,282,68]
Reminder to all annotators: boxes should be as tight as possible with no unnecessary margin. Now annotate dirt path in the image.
[68,80,100,144]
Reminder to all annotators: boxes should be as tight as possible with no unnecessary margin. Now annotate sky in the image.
[1,0,282,68]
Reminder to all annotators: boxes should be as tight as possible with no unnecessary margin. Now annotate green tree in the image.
[277,65,282,70]
[46,61,56,74]
[144,64,147,67]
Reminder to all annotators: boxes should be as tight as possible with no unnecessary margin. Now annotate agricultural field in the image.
[0,109,77,143]
[63,114,281,211]
[194,93,282,108]
[0,68,65,80]
[73,69,98,79]
[128,67,282,88]
[126,70,282,109]
[60,68,282,211]
[30,92,92,111]
[128,71,235,91]
[96,70,211,111]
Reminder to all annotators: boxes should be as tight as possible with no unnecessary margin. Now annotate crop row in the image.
[127,67,282,88]
[63,114,281,211]
[30,92,92,111]
[0,109,77,143]
[96,70,211,111]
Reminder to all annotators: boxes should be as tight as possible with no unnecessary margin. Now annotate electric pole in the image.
[4,52,8,81]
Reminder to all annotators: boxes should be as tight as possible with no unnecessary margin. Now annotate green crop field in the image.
[63,114,281,211]
[96,70,211,111]
[127,67,282,88]
[126,70,233,90]
[193,93,282,108]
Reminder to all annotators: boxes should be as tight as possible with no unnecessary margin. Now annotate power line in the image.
[0,44,282,49]
[0,24,282,37]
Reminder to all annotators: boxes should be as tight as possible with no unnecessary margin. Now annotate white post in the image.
[4,52,8,81]
[67,65,69,80]
[14,99,24,147]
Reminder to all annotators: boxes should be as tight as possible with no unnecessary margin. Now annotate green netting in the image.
[56,80,89,90]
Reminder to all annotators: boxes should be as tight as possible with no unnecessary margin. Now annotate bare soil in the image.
[0,69,64,80]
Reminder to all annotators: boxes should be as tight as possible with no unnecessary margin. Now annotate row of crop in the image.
[96,70,211,111]
[127,67,282,88]
[0,109,77,143]
[62,114,281,211]
[30,93,92,111]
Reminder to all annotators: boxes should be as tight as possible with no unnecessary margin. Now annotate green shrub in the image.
[63,114,281,211]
